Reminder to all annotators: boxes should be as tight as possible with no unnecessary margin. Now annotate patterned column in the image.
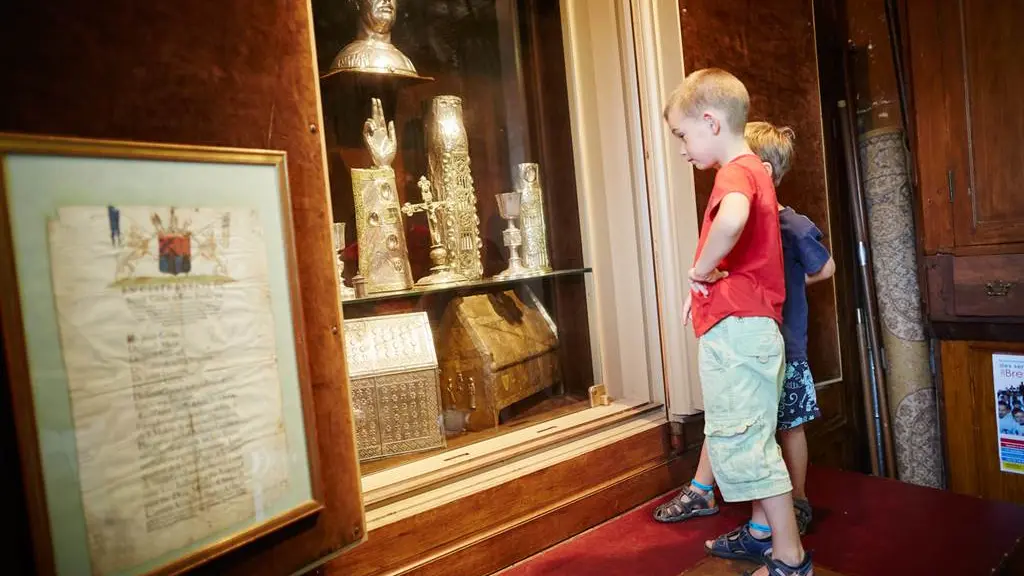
[858,128,944,488]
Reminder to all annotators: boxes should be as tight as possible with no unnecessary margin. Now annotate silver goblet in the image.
[493,192,530,279]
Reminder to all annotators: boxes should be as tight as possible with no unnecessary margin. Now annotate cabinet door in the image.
[942,341,1024,504]
[945,0,1024,247]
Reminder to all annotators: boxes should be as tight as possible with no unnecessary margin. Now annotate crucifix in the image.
[401,177,467,286]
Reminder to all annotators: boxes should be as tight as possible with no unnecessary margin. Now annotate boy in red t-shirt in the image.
[658,69,811,576]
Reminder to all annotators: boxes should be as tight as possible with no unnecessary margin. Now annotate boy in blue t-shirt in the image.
[757,122,836,535]
[654,122,834,545]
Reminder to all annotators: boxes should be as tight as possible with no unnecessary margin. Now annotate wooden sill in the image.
[361,399,662,508]
[364,409,667,529]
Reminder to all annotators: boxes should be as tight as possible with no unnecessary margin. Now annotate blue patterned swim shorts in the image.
[777,359,821,430]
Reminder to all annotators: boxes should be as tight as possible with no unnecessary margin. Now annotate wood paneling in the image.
[678,0,839,386]
[941,340,1024,503]
[948,0,1024,248]
[678,0,867,474]
[0,2,364,574]
[325,425,683,576]
[951,255,1024,318]
[903,0,956,254]
[412,450,697,576]
[924,255,1024,341]
[906,0,1024,252]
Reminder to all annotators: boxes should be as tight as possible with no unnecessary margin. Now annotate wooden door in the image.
[943,0,1024,248]
[677,0,868,472]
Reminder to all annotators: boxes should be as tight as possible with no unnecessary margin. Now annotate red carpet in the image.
[500,466,1024,576]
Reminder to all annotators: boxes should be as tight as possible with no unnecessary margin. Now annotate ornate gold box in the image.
[343,312,446,462]
[437,287,561,431]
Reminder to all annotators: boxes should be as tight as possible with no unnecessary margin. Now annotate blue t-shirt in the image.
[779,207,831,361]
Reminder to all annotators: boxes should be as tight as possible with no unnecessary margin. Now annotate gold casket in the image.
[437,287,561,431]
[344,312,446,461]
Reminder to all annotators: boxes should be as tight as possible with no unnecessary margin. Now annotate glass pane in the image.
[311,0,614,475]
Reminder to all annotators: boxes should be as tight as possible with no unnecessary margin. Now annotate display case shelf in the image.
[341,267,592,307]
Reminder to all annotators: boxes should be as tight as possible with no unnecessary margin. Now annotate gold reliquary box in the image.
[343,312,446,462]
[437,287,561,432]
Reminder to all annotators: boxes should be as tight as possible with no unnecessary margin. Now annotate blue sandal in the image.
[794,499,813,535]
[743,552,814,576]
[652,485,718,523]
[705,524,772,564]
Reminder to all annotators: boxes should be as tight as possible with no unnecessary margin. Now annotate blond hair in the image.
[745,121,796,186]
[662,68,749,133]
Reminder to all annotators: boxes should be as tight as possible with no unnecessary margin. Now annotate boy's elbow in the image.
[822,257,836,279]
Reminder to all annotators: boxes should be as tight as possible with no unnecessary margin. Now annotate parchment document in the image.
[48,206,291,575]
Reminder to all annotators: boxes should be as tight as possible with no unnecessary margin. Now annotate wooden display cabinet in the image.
[313,0,603,477]
[0,0,703,574]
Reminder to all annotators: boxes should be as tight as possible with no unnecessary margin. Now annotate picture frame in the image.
[0,133,323,576]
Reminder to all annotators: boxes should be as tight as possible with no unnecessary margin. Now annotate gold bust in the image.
[330,0,417,77]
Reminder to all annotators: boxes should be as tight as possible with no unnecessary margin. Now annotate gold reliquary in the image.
[437,287,561,431]
[343,312,446,461]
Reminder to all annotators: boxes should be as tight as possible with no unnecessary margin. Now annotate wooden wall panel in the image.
[678,0,841,385]
[941,341,1024,504]
[676,0,868,475]
[324,425,686,576]
[0,2,363,574]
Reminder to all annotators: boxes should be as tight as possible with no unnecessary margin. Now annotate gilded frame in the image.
[0,133,323,576]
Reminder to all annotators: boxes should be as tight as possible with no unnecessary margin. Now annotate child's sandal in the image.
[742,553,815,576]
[704,524,772,564]
[794,498,813,535]
[652,486,718,523]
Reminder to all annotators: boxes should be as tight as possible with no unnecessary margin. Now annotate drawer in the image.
[952,254,1024,317]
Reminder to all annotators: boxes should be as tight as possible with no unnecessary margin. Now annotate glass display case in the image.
[311,0,668,490]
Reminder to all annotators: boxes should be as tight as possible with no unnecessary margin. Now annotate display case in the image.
[310,0,673,495]
[1,0,705,573]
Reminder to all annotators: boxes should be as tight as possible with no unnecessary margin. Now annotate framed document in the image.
[0,134,323,575]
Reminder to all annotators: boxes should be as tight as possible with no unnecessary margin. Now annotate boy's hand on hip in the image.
[688,267,728,294]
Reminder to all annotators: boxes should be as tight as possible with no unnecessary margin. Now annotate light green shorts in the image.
[699,316,792,502]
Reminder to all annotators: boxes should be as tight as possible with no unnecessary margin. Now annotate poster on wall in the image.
[994,353,1024,475]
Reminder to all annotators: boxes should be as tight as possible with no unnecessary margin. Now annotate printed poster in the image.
[994,353,1024,475]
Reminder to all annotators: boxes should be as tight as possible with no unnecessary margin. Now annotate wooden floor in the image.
[680,557,844,576]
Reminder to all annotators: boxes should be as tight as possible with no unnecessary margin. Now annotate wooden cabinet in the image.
[907,0,1024,504]
[906,0,1024,327]
[941,341,1024,503]
[0,1,691,574]
[907,0,1024,254]
[945,0,1024,248]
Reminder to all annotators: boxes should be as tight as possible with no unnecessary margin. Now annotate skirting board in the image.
[321,422,695,576]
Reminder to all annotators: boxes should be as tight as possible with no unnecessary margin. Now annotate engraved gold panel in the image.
[426,95,483,280]
[344,312,445,461]
[515,163,552,273]
[351,166,414,293]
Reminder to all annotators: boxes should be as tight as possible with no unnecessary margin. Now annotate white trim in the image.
[561,0,665,404]
[359,398,652,503]
[365,411,667,530]
[630,0,704,416]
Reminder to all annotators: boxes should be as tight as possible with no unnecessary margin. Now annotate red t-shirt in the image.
[691,154,785,337]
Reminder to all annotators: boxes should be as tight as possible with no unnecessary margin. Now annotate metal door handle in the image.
[986,280,1014,297]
